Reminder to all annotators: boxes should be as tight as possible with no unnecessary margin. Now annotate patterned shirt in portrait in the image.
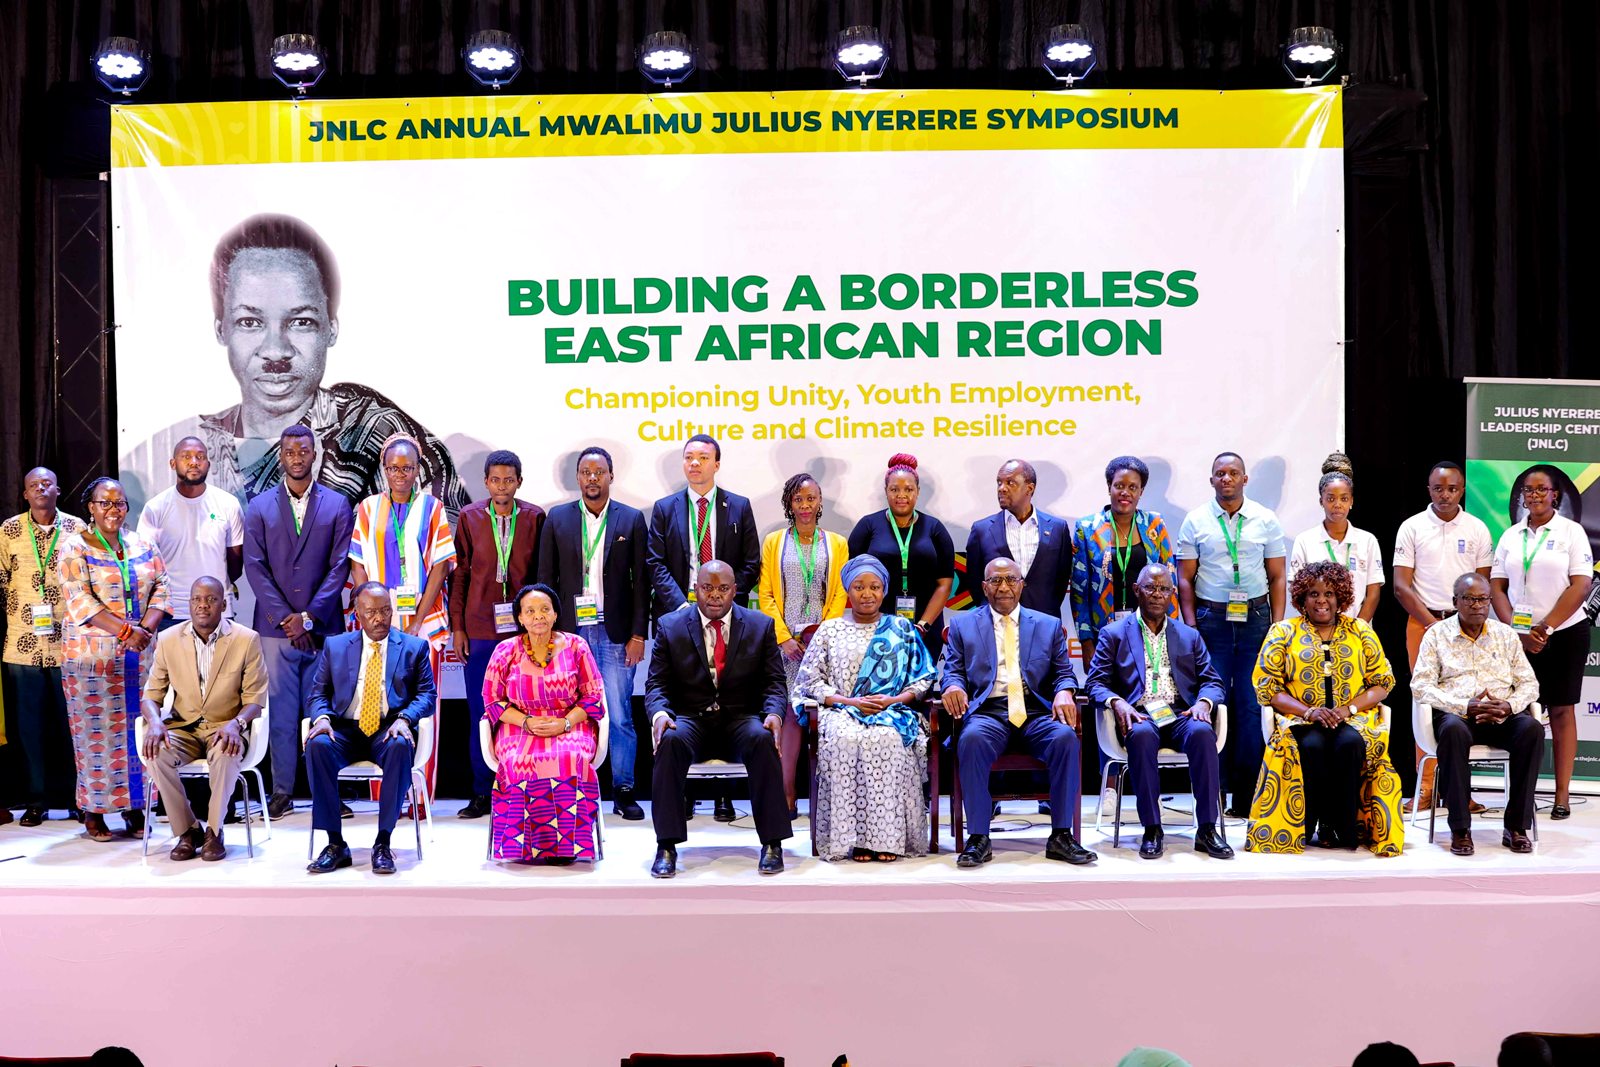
[1136,613,1178,707]
[56,528,172,661]
[1253,615,1396,718]
[1070,507,1178,642]
[0,511,86,667]
[349,492,457,650]
[1411,614,1540,718]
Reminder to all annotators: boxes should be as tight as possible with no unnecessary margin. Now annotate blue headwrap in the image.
[840,554,890,592]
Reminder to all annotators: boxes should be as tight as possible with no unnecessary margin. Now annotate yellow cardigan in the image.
[759,528,849,643]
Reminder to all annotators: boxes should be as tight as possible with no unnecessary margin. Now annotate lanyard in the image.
[91,527,133,614]
[1323,539,1353,569]
[1139,616,1164,690]
[388,496,412,585]
[1215,511,1244,585]
[489,504,519,596]
[581,507,607,592]
[1112,517,1136,609]
[688,489,716,561]
[1519,527,1544,581]
[27,516,61,580]
[289,486,306,535]
[791,527,819,609]
[886,509,917,596]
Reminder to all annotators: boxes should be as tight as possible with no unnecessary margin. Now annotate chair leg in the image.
[249,768,271,841]
[239,777,254,859]
[411,777,424,862]
[595,805,606,862]
[142,776,155,859]
[1218,785,1228,846]
[1428,763,1439,845]
[1412,754,1435,829]
[1110,760,1127,848]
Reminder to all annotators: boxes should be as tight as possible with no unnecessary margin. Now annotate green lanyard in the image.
[389,496,412,586]
[1139,615,1164,691]
[886,509,917,596]
[1215,511,1244,585]
[1323,539,1353,569]
[289,486,305,535]
[489,504,519,597]
[27,516,61,582]
[1519,527,1543,582]
[688,489,716,562]
[1112,517,1136,610]
[91,527,132,614]
[581,507,608,592]
[791,527,819,610]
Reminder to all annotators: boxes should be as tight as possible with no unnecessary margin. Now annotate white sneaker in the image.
[1099,786,1119,819]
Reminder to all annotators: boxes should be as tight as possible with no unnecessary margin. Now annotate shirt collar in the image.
[362,630,389,652]
[991,603,1021,620]
[1209,497,1253,521]
[1003,508,1038,530]
[687,486,715,505]
[698,608,727,630]
[1422,505,1464,527]
[188,618,231,645]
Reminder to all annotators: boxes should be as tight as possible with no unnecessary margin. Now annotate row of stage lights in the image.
[91,23,1342,98]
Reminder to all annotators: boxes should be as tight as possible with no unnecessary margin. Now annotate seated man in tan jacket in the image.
[140,576,267,861]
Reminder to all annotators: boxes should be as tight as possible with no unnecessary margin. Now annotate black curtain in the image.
[2,2,1595,793]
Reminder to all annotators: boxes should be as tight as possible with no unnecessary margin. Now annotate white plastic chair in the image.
[136,701,271,859]
[1095,701,1228,847]
[301,715,435,860]
[1413,700,1547,843]
[478,711,609,862]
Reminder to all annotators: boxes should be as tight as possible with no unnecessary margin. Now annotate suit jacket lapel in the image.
[686,610,714,679]
[385,631,405,709]
[170,623,199,711]
[1129,618,1149,703]
[1029,514,1056,579]
[603,500,619,567]
[715,493,732,557]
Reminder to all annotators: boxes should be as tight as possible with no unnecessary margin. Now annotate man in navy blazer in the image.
[304,582,436,875]
[1086,564,1233,859]
[941,558,1097,868]
[645,561,790,877]
[964,459,1073,617]
[646,434,760,619]
[538,446,651,819]
[241,426,355,818]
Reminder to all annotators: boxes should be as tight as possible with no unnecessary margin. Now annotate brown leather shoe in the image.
[1502,829,1533,854]
[1449,830,1475,856]
[200,828,226,862]
[169,826,205,861]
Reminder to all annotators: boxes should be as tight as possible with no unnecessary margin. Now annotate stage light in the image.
[92,37,150,96]
[1282,26,1340,86]
[464,30,523,90]
[637,31,696,88]
[271,33,327,95]
[834,25,888,86]
[1042,24,1096,87]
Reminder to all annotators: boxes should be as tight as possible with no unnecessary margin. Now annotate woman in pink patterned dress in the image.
[482,583,607,864]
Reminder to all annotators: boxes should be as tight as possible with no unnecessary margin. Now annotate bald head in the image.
[1452,572,1493,633]
[1134,563,1176,623]
[188,575,228,634]
[22,467,61,517]
[694,560,737,621]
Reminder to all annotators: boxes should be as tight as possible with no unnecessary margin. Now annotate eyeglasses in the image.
[384,465,419,476]
[1521,486,1553,497]
[983,576,1022,588]
[90,500,129,511]
[1456,594,1492,606]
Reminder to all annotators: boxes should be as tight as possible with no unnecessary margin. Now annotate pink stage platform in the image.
[2,796,1596,1067]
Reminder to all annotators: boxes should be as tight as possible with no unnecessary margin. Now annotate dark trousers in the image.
[307,719,415,833]
[1125,714,1220,827]
[958,699,1081,835]
[1290,722,1365,844]
[1435,710,1545,832]
[5,664,75,806]
[463,639,500,797]
[651,714,792,846]
[1194,600,1270,809]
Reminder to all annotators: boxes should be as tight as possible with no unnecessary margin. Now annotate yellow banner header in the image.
[111,87,1341,168]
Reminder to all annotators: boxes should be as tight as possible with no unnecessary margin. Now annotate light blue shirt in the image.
[1175,497,1286,602]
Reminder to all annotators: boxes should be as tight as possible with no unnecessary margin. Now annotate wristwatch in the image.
[300,611,314,632]
[563,717,574,733]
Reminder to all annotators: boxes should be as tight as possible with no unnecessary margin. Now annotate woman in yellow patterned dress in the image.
[1248,559,1403,855]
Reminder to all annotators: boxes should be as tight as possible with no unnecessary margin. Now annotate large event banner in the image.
[111,88,1344,690]
[1467,378,1600,785]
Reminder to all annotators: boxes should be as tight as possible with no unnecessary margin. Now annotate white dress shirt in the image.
[685,487,717,561]
[582,502,607,612]
[341,632,388,720]
[1004,508,1041,577]
[990,604,1022,693]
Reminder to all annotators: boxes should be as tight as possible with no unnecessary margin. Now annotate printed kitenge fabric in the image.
[56,529,171,813]
[482,631,607,862]
[0,511,86,667]
[1248,616,1404,856]
[1070,508,1177,643]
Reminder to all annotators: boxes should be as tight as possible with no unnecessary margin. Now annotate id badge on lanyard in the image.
[1226,588,1250,623]
[493,601,518,634]
[1144,698,1177,726]
[30,603,53,636]
[896,596,917,620]
[574,594,602,627]
[1511,603,1536,633]
[394,586,419,613]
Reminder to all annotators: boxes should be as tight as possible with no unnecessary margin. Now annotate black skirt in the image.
[1527,621,1589,707]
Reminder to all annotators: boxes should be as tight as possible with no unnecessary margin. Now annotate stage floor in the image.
[3,795,1597,1066]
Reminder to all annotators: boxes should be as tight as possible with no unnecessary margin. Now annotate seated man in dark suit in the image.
[1086,564,1234,859]
[304,581,436,875]
[647,560,791,877]
[941,557,1096,868]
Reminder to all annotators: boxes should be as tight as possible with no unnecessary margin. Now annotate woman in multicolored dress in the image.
[56,478,170,842]
[481,583,607,864]
[758,473,848,815]
[796,555,936,862]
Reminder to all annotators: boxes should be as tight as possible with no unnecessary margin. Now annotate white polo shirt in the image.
[1287,524,1385,618]
[1490,514,1594,631]
[1392,506,1494,612]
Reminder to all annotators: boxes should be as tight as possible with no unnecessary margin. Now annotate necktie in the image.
[358,642,384,736]
[1004,614,1026,727]
[696,496,712,565]
[710,618,726,678]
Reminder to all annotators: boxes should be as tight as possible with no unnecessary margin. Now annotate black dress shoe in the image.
[1194,824,1235,859]
[956,833,993,868]
[307,842,353,874]
[545,856,576,866]
[714,796,737,822]
[267,793,295,819]
[757,843,784,875]
[1450,830,1476,856]
[651,844,677,879]
[457,794,492,819]
[19,806,46,827]
[1139,827,1165,859]
[340,801,355,820]
[1037,801,1052,816]
[613,788,645,821]
[1503,829,1534,854]
[1551,804,1572,820]
[1044,828,1098,865]
[684,798,696,820]
[371,842,397,874]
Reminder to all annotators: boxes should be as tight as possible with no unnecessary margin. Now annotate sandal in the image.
[123,810,148,838]
[851,848,875,862]
[1551,804,1572,820]
[84,813,115,842]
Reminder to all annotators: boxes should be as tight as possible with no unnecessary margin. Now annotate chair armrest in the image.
[477,715,497,775]
[239,706,270,772]
[300,716,311,749]
[1212,703,1228,750]
[413,716,436,771]
[1530,701,1549,726]
[134,716,148,763]
[593,708,610,770]
[1260,703,1275,743]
